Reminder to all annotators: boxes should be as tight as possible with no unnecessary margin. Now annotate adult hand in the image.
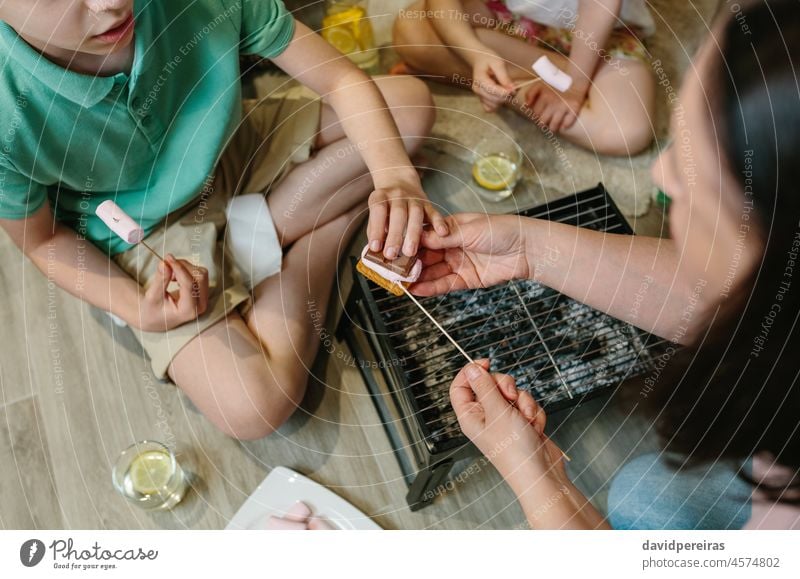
[138,254,209,332]
[451,360,567,490]
[410,213,531,296]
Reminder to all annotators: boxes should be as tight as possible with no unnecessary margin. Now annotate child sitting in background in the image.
[393,0,656,156]
[0,0,444,440]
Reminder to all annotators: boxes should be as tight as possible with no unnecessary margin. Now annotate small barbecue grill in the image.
[339,184,667,510]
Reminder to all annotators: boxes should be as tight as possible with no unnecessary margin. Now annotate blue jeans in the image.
[607,453,752,530]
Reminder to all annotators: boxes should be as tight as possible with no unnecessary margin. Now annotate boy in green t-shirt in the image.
[0,0,443,439]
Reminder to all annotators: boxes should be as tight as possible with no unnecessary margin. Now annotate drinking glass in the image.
[322,0,379,70]
[471,136,523,202]
[112,440,187,510]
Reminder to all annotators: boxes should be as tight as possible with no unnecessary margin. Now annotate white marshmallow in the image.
[95,200,145,244]
[359,244,422,286]
[532,56,573,93]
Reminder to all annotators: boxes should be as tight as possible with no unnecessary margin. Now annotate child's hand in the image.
[471,52,516,112]
[368,183,448,259]
[139,254,209,332]
[524,81,587,133]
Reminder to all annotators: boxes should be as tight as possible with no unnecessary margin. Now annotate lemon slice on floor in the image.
[472,154,518,191]
[129,450,173,494]
[323,26,357,55]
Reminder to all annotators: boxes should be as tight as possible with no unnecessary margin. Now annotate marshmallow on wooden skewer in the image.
[95,200,162,261]
[356,244,474,364]
[355,245,422,297]
[96,200,144,243]
[531,55,573,93]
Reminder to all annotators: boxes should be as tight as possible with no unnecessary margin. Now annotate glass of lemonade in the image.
[112,441,187,510]
[471,136,523,202]
[322,0,379,70]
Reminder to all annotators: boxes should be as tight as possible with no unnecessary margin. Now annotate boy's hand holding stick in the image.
[95,200,209,331]
[95,200,163,262]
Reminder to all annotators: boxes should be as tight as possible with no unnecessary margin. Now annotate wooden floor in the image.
[0,152,669,530]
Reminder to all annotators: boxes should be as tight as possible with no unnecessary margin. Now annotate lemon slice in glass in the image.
[129,450,173,495]
[324,6,364,27]
[323,26,358,55]
[472,154,518,191]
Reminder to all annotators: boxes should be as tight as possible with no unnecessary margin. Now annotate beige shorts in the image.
[113,80,322,380]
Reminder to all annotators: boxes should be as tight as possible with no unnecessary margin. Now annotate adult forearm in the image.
[428,0,487,66]
[514,476,610,529]
[523,218,707,342]
[25,225,143,327]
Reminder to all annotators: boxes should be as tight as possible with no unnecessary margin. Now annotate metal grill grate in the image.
[373,277,663,450]
[341,184,668,508]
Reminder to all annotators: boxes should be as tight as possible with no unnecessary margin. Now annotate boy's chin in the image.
[84,34,134,56]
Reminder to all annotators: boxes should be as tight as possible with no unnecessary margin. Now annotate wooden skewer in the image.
[513,76,543,91]
[140,240,164,262]
[399,286,571,463]
[401,286,475,364]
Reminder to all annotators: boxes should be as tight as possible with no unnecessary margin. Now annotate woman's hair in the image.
[629,0,800,501]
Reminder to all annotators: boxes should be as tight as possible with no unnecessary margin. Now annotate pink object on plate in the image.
[265,516,307,530]
[532,56,573,93]
[283,501,311,523]
[308,517,336,531]
[95,200,145,244]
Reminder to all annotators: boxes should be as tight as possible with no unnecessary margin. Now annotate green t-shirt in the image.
[0,0,294,254]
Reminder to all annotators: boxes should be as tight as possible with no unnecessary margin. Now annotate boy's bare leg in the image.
[165,74,433,440]
[242,203,365,392]
[394,0,655,155]
[166,311,278,440]
[268,75,435,247]
[166,205,365,440]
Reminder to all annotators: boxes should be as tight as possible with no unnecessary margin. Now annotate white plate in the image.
[225,467,382,530]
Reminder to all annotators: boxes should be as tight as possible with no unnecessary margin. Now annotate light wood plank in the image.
[0,235,52,406]
[0,396,64,529]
